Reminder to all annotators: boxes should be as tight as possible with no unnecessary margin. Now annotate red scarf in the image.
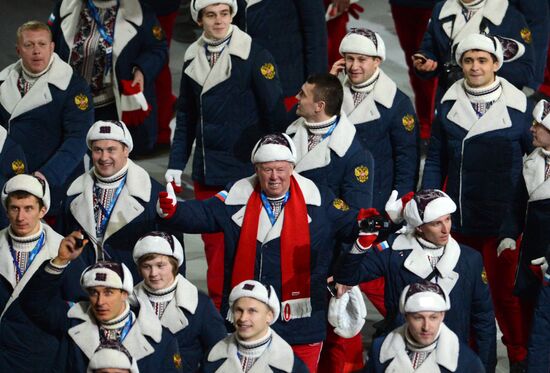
[232,175,312,321]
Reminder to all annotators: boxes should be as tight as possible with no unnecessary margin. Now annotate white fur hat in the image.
[339,28,385,61]
[80,261,134,294]
[1,174,50,213]
[86,120,134,152]
[133,231,184,267]
[190,0,238,23]
[399,282,450,314]
[87,342,138,373]
[533,99,550,131]
[227,280,280,325]
[455,33,503,71]
[251,133,297,164]
[327,285,367,338]
[402,189,456,228]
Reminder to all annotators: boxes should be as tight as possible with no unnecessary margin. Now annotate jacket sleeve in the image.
[162,197,227,234]
[421,114,448,189]
[340,147,374,209]
[499,175,528,240]
[389,96,419,195]
[19,261,71,337]
[415,10,442,81]
[169,69,197,170]
[39,76,93,186]
[527,279,550,372]
[132,11,169,86]
[199,294,227,360]
[334,246,391,286]
[294,0,328,78]
[469,250,497,373]
[250,47,288,133]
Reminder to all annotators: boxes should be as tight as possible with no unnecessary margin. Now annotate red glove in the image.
[120,79,151,126]
[157,183,177,219]
[354,208,381,252]
[348,3,364,19]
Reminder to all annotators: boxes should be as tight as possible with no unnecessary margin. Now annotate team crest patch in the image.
[481,268,488,284]
[520,28,532,44]
[402,114,415,132]
[260,63,276,80]
[152,25,164,40]
[11,160,25,175]
[173,353,182,369]
[333,198,349,211]
[354,166,369,183]
[74,94,89,111]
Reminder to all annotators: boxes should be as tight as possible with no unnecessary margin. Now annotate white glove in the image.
[385,190,414,224]
[497,238,516,257]
[532,257,549,276]
[327,286,366,338]
[164,169,183,193]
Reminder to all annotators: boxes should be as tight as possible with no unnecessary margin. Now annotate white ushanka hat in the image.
[87,341,138,373]
[80,261,134,294]
[402,189,456,228]
[86,120,133,152]
[339,28,385,61]
[533,99,550,131]
[190,0,238,23]
[133,231,184,267]
[399,281,451,314]
[227,280,280,325]
[251,133,297,164]
[455,33,504,70]
[1,174,51,213]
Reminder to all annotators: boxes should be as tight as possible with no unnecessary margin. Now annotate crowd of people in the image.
[1,0,550,372]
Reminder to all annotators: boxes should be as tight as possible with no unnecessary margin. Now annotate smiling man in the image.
[60,120,169,300]
[421,33,533,370]
[366,282,484,372]
[0,174,64,372]
[19,233,182,373]
[203,280,308,373]
[336,188,496,371]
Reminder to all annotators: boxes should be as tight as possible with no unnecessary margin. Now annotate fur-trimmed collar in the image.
[523,148,550,202]
[342,69,397,125]
[0,53,74,118]
[66,160,152,245]
[245,0,263,7]
[379,323,459,372]
[439,0,507,26]
[184,25,251,62]
[392,234,461,294]
[286,113,356,173]
[207,329,295,372]
[132,274,199,333]
[441,78,526,139]
[0,126,6,152]
[0,224,62,319]
[68,296,162,360]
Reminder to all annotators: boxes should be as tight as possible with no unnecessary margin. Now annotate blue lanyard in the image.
[119,313,132,341]
[8,232,45,280]
[86,0,118,75]
[260,191,289,225]
[321,117,339,140]
[96,176,126,236]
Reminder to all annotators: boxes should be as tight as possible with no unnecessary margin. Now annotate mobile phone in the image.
[75,230,89,248]
[413,54,427,63]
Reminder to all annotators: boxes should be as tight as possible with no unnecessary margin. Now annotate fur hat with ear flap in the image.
[251,133,297,165]
[1,174,51,213]
[327,285,367,338]
[87,341,138,373]
[190,0,238,23]
[227,280,280,325]
[133,231,184,267]
[402,189,456,229]
[86,120,134,152]
[399,281,451,314]
[533,99,550,131]
[80,261,134,294]
[455,33,504,70]
[339,28,385,61]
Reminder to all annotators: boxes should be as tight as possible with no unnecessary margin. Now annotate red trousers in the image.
[452,233,534,363]
[538,40,550,96]
[193,181,225,309]
[390,5,437,140]
[318,278,386,373]
[292,342,323,373]
[155,12,178,145]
